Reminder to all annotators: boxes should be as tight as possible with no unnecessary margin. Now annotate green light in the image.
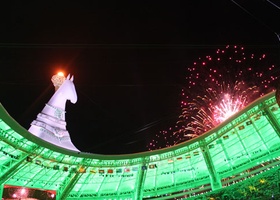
[0,92,280,199]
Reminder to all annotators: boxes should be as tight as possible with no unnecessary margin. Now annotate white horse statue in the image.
[28,73,80,152]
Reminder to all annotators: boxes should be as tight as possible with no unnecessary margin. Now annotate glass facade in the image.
[0,92,280,199]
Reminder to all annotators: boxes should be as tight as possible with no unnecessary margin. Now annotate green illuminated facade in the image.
[0,92,280,199]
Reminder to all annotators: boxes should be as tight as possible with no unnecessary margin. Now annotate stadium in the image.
[0,73,280,199]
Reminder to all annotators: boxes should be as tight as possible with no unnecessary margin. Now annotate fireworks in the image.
[147,45,279,150]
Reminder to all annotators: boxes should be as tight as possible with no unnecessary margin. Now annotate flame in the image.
[57,71,65,77]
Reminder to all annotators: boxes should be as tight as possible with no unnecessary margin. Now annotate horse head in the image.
[58,74,77,104]
[47,73,78,111]
[52,74,77,104]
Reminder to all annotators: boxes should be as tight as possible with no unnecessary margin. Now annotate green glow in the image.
[0,92,280,199]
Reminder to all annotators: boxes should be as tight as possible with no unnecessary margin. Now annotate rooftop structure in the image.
[28,73,79,152]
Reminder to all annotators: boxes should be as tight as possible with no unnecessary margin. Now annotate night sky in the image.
[0,1,279,154]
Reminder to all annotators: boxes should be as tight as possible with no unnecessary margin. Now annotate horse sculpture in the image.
[28,73,80,152]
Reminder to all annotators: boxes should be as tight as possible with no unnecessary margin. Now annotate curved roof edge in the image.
[0,91,276,160]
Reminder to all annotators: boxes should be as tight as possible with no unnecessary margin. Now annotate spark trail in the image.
[147,45,278,150]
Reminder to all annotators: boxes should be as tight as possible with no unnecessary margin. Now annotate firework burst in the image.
[147,45,279,150]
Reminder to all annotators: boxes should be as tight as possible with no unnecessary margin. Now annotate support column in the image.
[57,170,84,200]
[0,183,4,199]
[200,141,222,191]
[0,154,30,185]
[262,107,280,138]
[134,157,149,200]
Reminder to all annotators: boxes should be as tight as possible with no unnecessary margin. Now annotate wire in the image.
[266,0,280,10]
[230,0,279,41]
[0,42,278,49]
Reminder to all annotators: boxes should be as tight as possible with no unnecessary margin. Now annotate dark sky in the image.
[0,1,279,154]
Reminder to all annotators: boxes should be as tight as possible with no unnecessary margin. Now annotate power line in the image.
[230,0,279,42]
[266,0,280,10]
[0,43,278,49]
